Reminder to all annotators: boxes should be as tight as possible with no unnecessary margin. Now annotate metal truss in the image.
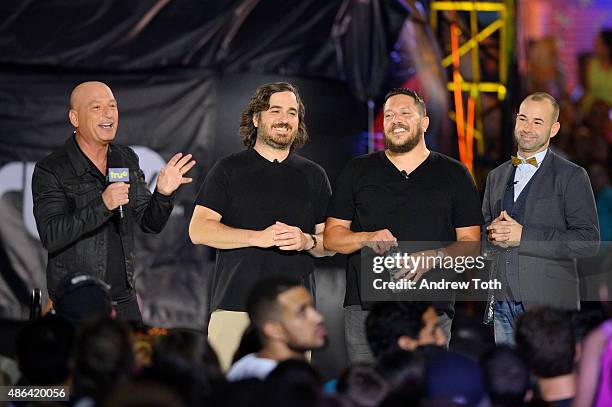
[430,1,514,172]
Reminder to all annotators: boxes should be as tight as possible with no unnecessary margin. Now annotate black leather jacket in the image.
[32,135,174,300]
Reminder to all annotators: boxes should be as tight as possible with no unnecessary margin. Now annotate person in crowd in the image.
[140,328,224,406]
[15,314,74,386]
[226,277,327,381]
[480,345,531,407]
[589,163,612,242]
[573,298,612,407]
[72,318,134,405]
[52,272,115,324]
[483,92,600,344]
[582,29,612,114]
[515,307,576,407]
[376,350,427,406]
[189,82,333,370]
[425,350,489,406]
[337,364,389,407]
[365,301,447,358]
[325,87,482,363]
[32,81,195,322]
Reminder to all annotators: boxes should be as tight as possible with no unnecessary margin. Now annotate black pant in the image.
[114,294,142,323]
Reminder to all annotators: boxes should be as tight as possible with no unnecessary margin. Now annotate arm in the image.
[189,205,278,249]
[32,163,113,253]
[520,167,600,258]
[482,173,494,231]
[573,327,608,407]
[133,152,195,233]
[323,217,396,255]
[310,222,336,257]
[132,167,173,233]
[273,221,335,258]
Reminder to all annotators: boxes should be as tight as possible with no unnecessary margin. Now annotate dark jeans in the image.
[493,300,525,346]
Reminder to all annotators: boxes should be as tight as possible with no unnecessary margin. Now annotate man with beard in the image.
[226,277,327,381]
[324,88,483,363]
[189,82,333,370]
[483,92,599,345]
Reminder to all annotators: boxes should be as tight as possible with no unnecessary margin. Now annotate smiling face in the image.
[383,94,429,153]
[69,82,118,147]
[252,91,299,150]
[514,98,560,157]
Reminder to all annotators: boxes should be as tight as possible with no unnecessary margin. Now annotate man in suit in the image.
[483,92,599,345]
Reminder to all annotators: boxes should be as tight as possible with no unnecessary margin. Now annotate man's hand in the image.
[251,224,280,248]
[274,221,311,251]
[487,210,522,247]
[102,182,129,210]
[156,153,196,196]
[394,250,435,283]
[363,229,397,255]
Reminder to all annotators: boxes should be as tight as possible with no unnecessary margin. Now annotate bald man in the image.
[32,81,195,322]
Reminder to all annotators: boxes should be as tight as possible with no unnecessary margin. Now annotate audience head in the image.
[366,301,446,357]
[16,314,74,385]
[376,349,427,406]
[73,318,134,403]
[53,273,114,324]
[515,307,575,378]
[376,349,427,394]
[481,345,531,407]
[265,359,324,407]
[154,328,220,370]
[147,329,223,406]
[337,364,390,407]
[246,277,326,354]
[425,351,487,406]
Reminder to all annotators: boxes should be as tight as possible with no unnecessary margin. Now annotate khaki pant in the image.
[208,310,251,372]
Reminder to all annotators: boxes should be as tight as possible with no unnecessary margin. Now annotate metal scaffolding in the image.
[430,1,515,173]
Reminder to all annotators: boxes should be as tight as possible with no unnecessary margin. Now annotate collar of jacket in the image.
[65,133,115,177]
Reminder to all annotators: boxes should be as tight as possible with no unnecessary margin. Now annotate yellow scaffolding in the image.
[430,0,514,170]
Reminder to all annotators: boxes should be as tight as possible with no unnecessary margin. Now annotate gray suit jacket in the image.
[482,150,600,310]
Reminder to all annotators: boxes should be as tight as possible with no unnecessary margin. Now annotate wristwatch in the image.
[307,234,317,251]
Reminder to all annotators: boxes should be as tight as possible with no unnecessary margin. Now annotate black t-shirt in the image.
[195,149,331,311]
[327,151,483,308]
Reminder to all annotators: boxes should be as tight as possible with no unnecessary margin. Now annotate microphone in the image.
[107,167,129,219]
[506,180,518,190]
[400,170,409,179]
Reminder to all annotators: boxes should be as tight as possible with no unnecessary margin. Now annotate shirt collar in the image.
[517,149,547,166]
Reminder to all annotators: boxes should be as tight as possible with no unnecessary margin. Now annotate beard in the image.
[286,336,327,353]
[384,124,423,153]
[257,122,297,150]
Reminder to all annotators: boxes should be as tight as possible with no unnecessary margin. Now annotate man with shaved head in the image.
[32,81,195,322]
[483,92,599,344]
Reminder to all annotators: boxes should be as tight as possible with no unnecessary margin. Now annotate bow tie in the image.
[511,156,538,167]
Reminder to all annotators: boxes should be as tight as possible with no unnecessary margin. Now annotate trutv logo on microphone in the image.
[108,168,129,182]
